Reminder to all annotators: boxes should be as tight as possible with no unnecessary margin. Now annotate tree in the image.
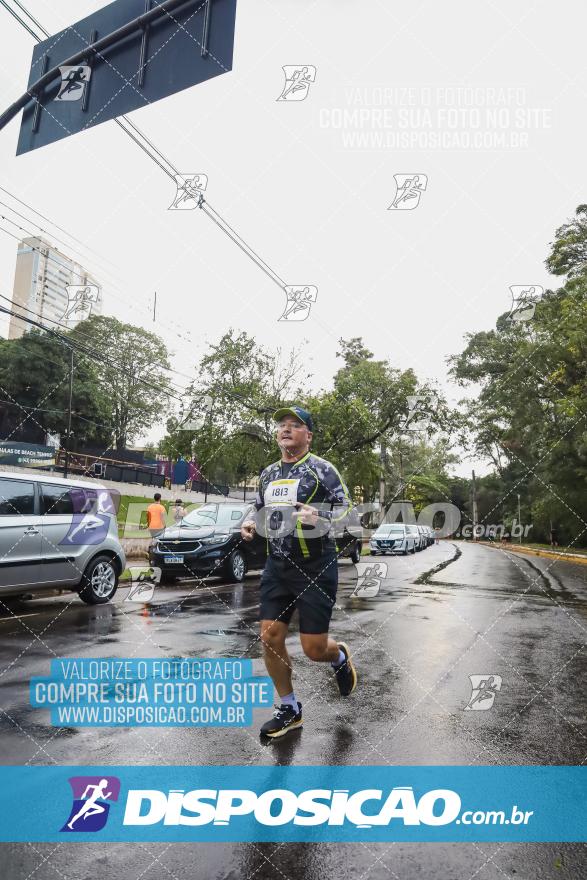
[70,316,172,450]
[449,205,587,546]
[163,329,310,485]
[0,329,112,447]
[546,204,587,278]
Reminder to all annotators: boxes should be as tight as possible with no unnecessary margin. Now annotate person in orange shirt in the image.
[145,493,167,537]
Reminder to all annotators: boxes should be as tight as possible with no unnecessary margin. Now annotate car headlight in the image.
[199,534,230,545]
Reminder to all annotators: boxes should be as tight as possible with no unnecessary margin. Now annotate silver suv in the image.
[0,471,125,604]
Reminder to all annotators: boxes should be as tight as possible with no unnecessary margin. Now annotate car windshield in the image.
[376,525,405,536]
[181,504,248,527]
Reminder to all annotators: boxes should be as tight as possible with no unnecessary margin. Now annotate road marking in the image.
[0,612,42,623]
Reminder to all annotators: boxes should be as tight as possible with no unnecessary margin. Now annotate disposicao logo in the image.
[61,776,120,832]
[122,786,463,827]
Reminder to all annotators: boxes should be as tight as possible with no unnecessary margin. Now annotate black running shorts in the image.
[259,553,338,634]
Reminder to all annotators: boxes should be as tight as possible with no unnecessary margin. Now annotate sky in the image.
[0,0,584,476]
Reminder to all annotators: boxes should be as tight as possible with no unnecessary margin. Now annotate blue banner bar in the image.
[0,766,584,842]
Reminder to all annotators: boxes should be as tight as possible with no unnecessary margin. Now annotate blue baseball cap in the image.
[273,406,314,432]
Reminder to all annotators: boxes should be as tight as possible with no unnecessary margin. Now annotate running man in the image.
[241,406,357,738]
[67,779,112,829]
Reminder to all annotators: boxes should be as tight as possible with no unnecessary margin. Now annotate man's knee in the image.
[260,620,287,652]
[301,637,328,662]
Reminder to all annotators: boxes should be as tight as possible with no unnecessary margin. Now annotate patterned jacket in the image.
[254,452,352,561]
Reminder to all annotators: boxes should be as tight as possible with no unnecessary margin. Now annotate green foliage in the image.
[450,205,587,545]
[0,329,112,446]
[161,330,457,504]
[70,316,172,450]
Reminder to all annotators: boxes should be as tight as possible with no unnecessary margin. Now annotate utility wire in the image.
[200,200,286,290]
[10,0,48,36]
[0,196,119,274]
[0,183,117,260]
[0,0,41,40]
[1,1,290,295]
[0,303,186,403]
[0,289,194,390]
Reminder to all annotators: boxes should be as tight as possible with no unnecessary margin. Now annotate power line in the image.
[0,213,195,347]
[9,0,48,37]
[0,195,118,273]
[0,290,194,390]
[0,183,118,261]
[0,302,186,404]
[0,0,41,40]
[0,293,276,418]
[1,1,292,299]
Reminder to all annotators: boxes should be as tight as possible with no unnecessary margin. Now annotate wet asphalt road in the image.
[0,541,585,879]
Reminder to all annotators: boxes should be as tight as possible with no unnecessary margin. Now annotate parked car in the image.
[369,523,416,555]
[417,524,430,549]
[150,502,363,583]
[406,524,424,551]
[0,471,125,604]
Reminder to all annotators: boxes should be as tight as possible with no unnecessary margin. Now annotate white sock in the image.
[280,692,299,711]
[331,649,346,667]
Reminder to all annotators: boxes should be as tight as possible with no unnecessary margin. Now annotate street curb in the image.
[478,541,587,567]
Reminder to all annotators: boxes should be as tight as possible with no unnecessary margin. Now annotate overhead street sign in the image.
[16,0,237,155]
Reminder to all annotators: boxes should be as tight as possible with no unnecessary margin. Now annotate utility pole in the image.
[62,346,74,479]
[379,441,386,509]
[471,469,478,540]
[517,493,522,543]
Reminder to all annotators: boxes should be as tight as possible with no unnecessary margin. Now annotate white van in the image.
[0,471,125,604]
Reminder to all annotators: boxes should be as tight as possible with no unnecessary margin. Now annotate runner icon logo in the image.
[277,66,317,101]
[278,286,318,322]
[507,286,543,323]
[56,66,92,102]
[124,566,162,603]
[351,562,387,598]
[388,174,428,210]
[404,395,438,433]
[62,284,100,323]
[61,776,120,832]
[169,174,208,210]
[464,674,502,711]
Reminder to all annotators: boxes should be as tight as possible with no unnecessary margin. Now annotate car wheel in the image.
[160,573,178,586]
[78,554,119,605]
[370,550,378,556]
[224,549,246,583]
[411,545,417,554]
[350,543,361,564]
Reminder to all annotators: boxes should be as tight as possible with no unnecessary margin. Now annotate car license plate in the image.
[164,555,184,564]
[380,541,390,547]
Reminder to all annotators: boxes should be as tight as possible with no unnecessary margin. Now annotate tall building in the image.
[7,236,102,340]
